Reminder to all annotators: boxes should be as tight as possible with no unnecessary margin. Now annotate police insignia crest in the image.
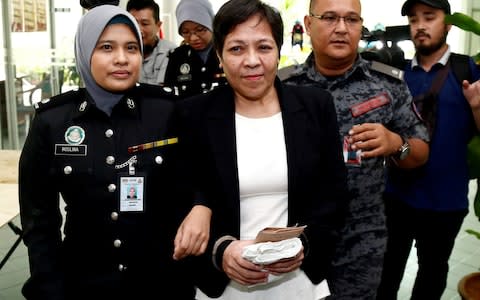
[65,126,85,145]
[180,63,191,75]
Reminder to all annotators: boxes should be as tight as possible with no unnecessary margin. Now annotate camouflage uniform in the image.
[283,53,429,300]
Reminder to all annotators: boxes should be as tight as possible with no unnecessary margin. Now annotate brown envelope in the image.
[254,225,307,243]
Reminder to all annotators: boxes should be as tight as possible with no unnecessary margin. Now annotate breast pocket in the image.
[53,154,94,183]
[134,144,178,176]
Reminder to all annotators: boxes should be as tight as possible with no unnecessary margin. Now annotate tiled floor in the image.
[0,181,479,300]
[397,180,480,300]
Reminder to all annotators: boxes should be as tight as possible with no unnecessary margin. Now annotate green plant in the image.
[445,12,480,238]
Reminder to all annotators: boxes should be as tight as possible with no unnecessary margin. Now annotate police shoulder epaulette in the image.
[167,48,176,56]
[172,44,188,54]
[135,83,175,100]
[33,89,80,112]
[277,64,302,81]
[369,60,404,81]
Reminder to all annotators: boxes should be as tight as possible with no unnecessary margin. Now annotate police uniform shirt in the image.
[283,54,429,214]
[164,44,228,99]
[19,84,194,299]
[282,54,429,297]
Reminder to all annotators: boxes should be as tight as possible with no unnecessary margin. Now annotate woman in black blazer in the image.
[177,0,350,299]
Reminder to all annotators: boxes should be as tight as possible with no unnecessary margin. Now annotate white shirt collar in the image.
[411,45,451,69]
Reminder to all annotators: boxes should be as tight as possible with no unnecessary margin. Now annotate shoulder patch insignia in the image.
[33,89,81,112]
[278,64,302,81]
[370,61,404,81]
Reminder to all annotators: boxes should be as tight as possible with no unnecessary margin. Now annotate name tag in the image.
[350,93,391,117]
[55,144,87,156]
[177,74,192,82]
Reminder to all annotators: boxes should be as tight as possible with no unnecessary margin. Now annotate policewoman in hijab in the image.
[19,5,209,299]
[164,0,228,98]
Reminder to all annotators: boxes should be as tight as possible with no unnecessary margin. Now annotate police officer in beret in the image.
[19,5,210,300]
[164,0,227,98]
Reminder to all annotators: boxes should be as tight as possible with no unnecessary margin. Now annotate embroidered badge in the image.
[350,93,391,117]
[64,126,85,145]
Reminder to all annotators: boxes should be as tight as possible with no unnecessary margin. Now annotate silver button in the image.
[111,212,119,221]
[106,156,115,165]
[201,67,206,72]
[105,129,113,138]
[63,166,72,175]
[108,184,116,192]
[118,264,126,271]
[113,239,122,248]
[201,83,207,88]
[155,156,163,165]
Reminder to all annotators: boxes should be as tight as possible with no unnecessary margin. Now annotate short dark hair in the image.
[80,0,119,9]
[213,0,284,58]
[126,0,160,22]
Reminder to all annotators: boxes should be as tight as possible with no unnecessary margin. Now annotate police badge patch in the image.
[65,126,85,145]
[56,125,87,156]
[180,63,191,75]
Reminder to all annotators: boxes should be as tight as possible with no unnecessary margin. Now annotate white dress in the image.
[195,113,330,300]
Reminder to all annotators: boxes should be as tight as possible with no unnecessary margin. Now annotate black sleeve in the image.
[19,112,66,300]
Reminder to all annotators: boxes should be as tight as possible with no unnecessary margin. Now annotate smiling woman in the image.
[90,21,142,93]
[176,0,349,299]
[17,4,208,299]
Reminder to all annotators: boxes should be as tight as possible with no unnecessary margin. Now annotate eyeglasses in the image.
[309,12,363,27]
[180,26,209,39]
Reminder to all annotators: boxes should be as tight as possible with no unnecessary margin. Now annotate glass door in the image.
[1,0,83,149]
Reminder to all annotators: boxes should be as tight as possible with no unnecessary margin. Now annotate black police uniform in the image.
[164,44,228,99]
[19,84,195,300]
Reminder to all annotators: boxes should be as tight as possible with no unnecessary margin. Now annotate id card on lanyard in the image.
[119,175,145,212]
[118,159,145,212]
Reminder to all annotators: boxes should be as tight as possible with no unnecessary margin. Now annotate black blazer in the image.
[177,78,350,297]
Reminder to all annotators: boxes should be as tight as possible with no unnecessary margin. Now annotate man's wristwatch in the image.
[395,136,411,160]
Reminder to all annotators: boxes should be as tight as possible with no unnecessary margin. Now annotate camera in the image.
[360,25,411,69]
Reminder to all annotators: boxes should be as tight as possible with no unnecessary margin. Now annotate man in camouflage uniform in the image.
[282,0,430,299]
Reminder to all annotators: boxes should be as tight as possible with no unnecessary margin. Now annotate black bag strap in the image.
[449,53,472,84]
[429,61,450,95]
[413,61,450,137]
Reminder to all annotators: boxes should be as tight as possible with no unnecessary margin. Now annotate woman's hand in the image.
[262,247,304,275]
[173,205,211,260]
[222,240,268,285]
